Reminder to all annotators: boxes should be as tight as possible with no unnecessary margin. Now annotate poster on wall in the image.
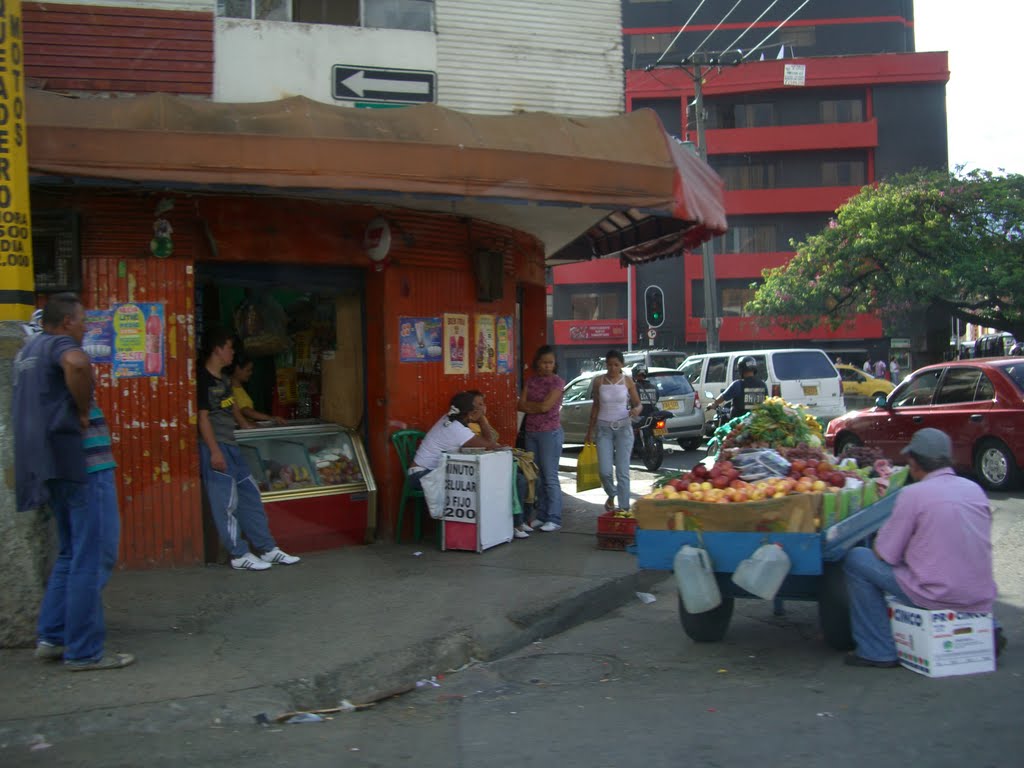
[475,314,496,373]
[443,313,469,375]
[83,309,114,364]
[112,303,165,378]
[399,316,442,363]
[495,315,513,374]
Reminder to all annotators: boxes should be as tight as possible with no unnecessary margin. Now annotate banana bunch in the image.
[290,464,311,482]
[613,510,635,519]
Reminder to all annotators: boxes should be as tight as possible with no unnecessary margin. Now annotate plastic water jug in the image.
[731,543,791,600]
[674,545,722,613]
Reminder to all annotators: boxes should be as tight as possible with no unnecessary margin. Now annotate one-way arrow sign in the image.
[332,65,436,105]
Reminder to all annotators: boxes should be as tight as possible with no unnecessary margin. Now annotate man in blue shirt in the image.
[12,293,133,671]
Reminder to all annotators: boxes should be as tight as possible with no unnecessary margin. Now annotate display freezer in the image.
[234,420,377,552]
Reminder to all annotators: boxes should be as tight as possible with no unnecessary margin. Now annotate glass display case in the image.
[234,420,377,551]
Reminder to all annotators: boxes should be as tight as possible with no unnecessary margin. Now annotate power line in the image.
[651,0,709,68]
[742,0,812,60]
[688,0,745,60]
[721,0,781,55]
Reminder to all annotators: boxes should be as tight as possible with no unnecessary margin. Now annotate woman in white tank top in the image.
[586,350,642,513]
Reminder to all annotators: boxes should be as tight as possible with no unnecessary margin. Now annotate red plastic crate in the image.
[597,511,638,536]
[597,511,637,550]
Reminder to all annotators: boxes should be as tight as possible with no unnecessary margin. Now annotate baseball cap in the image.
[900,428,953,461]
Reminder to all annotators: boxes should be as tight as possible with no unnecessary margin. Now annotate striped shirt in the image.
[84,402,116,474]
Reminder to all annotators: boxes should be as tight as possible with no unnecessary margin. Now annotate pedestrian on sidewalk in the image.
[889,357,901,384]
[841,428,1004,668]
[863,358,872,373]
[517,346,566,532]
[586,349,642,515]
[873,357,887,380]
[467,389,533,538]
[198,327,300,571]
[13,292,133,671]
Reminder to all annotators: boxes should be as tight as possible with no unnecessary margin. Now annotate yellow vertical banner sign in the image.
[0,0,32,321]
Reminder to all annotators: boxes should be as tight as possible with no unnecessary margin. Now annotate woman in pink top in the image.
[517,346,566,532]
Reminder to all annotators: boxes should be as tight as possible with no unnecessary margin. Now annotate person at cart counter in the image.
[228,352,286,428]
[841,428,1004,668]
[198,328,300,572]
[707,356,767,421]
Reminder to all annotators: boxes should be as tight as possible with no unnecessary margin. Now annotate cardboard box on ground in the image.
[887,599,996,678]
[634,494,820,534]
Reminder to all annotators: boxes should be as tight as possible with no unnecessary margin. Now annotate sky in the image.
[914,1,1024,175]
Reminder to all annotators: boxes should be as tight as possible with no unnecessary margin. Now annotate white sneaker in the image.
[259,547,301,565]
[514,528,530,539]
[539,522,562,532]
[231,552,271,571]
[529,519,546,529]
[518,524,533,534]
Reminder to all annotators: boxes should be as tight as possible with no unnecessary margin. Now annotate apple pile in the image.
[646,457,847,504]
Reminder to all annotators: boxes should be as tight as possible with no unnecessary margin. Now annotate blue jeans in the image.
[37,469,121,663]
[200,442,277,558]
[843,546,914,662]
[596,422,634,511]
[525,427,564,525]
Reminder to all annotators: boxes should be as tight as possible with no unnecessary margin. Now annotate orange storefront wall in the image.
[43,192,547,565]
[65,194,203,568]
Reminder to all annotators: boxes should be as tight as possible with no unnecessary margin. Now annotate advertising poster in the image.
[83,309,114,364]
[399,316,442,363]
[112,302,165,378]
[443,313,469,375]
[475,314,496,373]
[495,315,514,374]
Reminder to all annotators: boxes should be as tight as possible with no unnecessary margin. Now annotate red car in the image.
[825,358,1024,491]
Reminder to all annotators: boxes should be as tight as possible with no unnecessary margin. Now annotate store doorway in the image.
[195,263,370,562]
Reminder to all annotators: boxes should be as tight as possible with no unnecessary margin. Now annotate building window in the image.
[822,160,866,186]
[218,0,433,30]
[716,160,777,190]
[570,293,619,320]
[32,211,80,292]
[820,99,864,123]
[632,97,683,138]
[734,103,776,129]
[778,25,816,50]
[691,279,762,318]
[715,223,777,254]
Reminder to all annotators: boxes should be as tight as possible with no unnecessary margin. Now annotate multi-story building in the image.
[552,0,949,378]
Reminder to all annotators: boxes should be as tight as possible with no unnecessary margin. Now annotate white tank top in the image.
[597,375,630,422]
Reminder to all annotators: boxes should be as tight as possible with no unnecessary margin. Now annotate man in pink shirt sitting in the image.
[842,428,1004,667]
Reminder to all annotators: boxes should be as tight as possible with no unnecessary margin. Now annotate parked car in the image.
[836,364,895,399]
[679,348,846,432]
[824,358,1024,491]
[560,367,705,449]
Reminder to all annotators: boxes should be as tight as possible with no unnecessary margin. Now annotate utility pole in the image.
[646,51,739,353]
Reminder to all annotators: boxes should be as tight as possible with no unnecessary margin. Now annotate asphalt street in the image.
[6,449,1022,768]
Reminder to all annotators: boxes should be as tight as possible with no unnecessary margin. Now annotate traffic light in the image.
[644,286,665,329]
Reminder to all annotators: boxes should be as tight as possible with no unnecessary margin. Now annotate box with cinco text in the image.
[887,599,995,678]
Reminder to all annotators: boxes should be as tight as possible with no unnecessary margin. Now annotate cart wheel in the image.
[677,595,734,642]
[818,562,855,651]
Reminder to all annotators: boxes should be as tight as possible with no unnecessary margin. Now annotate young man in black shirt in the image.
[198,328,299,571]
[708,356,768,420]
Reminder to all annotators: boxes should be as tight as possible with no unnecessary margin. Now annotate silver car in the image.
[560,367,705,449]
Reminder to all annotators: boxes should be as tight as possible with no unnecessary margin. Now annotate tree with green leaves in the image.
[745,169,1024,357]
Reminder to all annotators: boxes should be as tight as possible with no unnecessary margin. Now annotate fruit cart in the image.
[630,488,902,649]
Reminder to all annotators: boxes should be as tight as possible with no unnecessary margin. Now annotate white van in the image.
[678,348,846,429]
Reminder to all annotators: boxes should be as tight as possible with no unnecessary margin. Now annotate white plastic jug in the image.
[731,543,792,600]
[674,545,722,613]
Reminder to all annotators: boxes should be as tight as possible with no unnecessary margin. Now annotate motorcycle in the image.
[704,391,731,437]
[632,408,673,471]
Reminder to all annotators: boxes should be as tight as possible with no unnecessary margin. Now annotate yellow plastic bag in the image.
[576,442,601,493]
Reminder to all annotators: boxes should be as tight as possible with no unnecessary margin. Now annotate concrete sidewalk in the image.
[0,472,665,747]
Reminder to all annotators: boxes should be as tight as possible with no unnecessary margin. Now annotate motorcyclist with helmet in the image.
[631,365,659,421]
[707,356,768,420]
